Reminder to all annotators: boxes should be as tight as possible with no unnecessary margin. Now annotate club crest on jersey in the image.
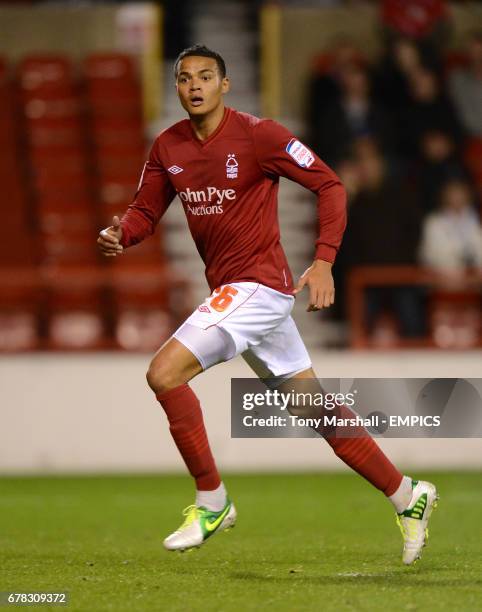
[198,305,210,313]
[286,139,314,168]
[226,153,238,179]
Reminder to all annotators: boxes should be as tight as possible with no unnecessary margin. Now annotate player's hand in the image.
[97,216,124,257]
[293,259,335,311]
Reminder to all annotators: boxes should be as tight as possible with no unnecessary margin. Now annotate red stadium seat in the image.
[110,264,173,351]
[34,171,91,193]
[83,54,142,121]
[100,179,138,211]
[113,265,190,309]
[44,267,108,349]
[16,55,94,274]
[429,291,481,349]
[86,94,142,120]
[1,58,34,250]
[110,232,165,267]
[0,311,39,351]
[96,153,145,182]
[36,195,97,235]
[22,95,82,121]
[0,112,18,145]
[91,117,144,148]
[41,234,99,266]
[0,60,20,146]
[0,267,40,351]
[84,53,137,81]
[0,154,22,180]
[27,119,85,148]
[115,309,172,351]
[30,149,91,193]
[2,186,32,228]
[83,53,145,243]
[18,55,74,95]
[0,231,37,265]
[36,178,92,201]
[48,310,105,349]
[30,148,88,171]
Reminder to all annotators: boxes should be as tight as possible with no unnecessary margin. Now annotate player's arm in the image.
[97,138,176,257]
[253,120,347,310]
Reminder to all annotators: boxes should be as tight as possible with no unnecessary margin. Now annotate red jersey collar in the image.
[189,106,231,147]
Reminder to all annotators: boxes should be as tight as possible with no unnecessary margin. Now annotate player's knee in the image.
[146,362,180,394]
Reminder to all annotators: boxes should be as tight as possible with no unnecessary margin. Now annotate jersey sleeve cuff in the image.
[315,244,337,263]
[119,223,130,248]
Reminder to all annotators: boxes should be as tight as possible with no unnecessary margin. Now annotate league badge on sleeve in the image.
[286,139,315,168]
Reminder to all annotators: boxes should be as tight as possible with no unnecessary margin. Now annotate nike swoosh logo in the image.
[204,504,231,532]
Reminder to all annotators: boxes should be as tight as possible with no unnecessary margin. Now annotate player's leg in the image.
[244,317,438,565]
[279,367,407,498]
[280,368,438,565]
[155,280,296,551]
[147,337,221,496]
[277,368,415,499]
[147,323,237,551]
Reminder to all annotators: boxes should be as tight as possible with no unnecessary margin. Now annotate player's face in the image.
[176,56,229,117]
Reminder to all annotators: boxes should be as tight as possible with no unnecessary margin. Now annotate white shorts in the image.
[173,282,312,378]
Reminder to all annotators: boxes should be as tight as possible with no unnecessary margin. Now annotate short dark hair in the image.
[174,44,226,78]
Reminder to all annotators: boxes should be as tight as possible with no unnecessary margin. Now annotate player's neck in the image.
[189,103,226,141]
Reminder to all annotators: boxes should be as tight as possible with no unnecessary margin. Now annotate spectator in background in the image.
[311,64,392,166]
[307,39,366,159]
[373,37,423,114]
[419,179,482,271]
[380,0,451,58]
[415,130,469,214]
[345,138,422,266]
[449,30,482,137]
[397,66,461,158]
[342,138,425,337]
[329,156,360,321]
[308,38,364,118]
[335,157,360,203]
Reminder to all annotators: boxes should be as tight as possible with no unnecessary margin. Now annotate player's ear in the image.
[221,77,230,94]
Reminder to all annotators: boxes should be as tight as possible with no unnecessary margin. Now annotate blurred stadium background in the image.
[0,0,481,475]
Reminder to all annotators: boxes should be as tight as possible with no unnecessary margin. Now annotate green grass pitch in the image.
[1,472,481,611]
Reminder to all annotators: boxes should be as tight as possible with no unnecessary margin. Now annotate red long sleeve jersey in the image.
[120,107,347,295]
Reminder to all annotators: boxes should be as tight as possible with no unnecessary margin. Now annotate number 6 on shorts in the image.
[210,285,238,312]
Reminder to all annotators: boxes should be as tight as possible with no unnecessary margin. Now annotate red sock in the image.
[322,405,403,496]
[326,436,402,495]
[156,384,221,491]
